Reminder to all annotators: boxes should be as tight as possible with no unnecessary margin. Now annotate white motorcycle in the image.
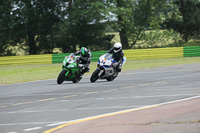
[90,53,126,83]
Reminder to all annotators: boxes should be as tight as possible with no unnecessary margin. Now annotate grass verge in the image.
[0,57,200,84]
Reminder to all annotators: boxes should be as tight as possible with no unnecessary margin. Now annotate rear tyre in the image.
[90,69,100,83]
[106,77,115,81]
[72,79,79,83]
[72,77,82,83]
[57,70,67,84]
[106,71,118,81]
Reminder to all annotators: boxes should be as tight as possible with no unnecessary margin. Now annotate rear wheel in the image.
[90,69,100,83]
[72,76,82,83]
[57,70,67,84]
[106,71,118,81]
[106,77,115,81]
[72,79,79,83]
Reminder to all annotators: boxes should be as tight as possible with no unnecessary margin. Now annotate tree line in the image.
[0,0,200,56]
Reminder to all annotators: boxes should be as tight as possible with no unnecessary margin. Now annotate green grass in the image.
[0,57,200,84]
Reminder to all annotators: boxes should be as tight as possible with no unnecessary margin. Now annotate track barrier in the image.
[0,47,200,66]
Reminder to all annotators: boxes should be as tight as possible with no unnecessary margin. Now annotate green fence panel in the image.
[91,51,107,62]
[52,53,70,64]
[1,46,200,66]
[52,51,107,64]
[183,46,200,57]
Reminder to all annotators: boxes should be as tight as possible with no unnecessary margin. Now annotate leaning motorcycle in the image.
[90,53,126,83]
[57,53,84,84]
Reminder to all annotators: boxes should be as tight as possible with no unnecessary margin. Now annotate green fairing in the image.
[62,58,79,81]
[65,63,78,80]
[56,53,84,84]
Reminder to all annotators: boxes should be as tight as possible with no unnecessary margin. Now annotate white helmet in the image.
[114,42,122,53]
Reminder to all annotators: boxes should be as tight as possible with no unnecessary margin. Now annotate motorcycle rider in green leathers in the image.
[74,47,92,75]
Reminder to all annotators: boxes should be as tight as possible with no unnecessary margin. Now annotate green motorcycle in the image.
[57,53,84,84]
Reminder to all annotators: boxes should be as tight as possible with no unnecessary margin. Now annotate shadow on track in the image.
[49,79,114,85]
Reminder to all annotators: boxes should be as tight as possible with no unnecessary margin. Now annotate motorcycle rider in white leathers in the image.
[107,42,124,72]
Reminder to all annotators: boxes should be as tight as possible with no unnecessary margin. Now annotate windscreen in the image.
[104,53,112,60]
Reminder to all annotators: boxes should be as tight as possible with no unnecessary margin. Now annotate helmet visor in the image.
[114,47,121,51]
[82,53,87,57]
[81,47,88,57]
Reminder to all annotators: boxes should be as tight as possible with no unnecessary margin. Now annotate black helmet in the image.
[80,47,89,57]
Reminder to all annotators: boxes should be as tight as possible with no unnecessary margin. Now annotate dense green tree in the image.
[2,0,199,56]
[128,0,168,46]
[116,0,129,48]
[167,0,200,42]
[0,0,13,55]
[56,0,112,52]
[0,0,114,55]
[109,0,168,48]
[1,0,66,55]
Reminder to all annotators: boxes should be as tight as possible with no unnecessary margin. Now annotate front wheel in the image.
[90,69,100,83]
[57,70,67,84]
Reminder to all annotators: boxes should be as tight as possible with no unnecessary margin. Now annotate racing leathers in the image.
[74,49,92,74]
[107,47,124,72]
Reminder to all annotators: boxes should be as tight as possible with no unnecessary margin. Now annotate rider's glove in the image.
[78,64,84,68]
[85,67,90,72]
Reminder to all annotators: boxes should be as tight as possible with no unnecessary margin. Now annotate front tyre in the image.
[57,70,67,84]
[90,69,100,83]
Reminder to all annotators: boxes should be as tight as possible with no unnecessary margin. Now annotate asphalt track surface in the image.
[0,63,200,133]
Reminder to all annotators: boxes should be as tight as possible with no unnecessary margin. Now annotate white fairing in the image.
[63,54,75,66]
[67,58,74,64]
[99,54,113,66]
[122,57,126,65]
[98,53,115,79]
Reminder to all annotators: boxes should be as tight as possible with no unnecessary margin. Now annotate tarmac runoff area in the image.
[45,96,200,133]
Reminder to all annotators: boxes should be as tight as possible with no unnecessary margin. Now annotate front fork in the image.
[62,68,71,79]
[97,68,105,78]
